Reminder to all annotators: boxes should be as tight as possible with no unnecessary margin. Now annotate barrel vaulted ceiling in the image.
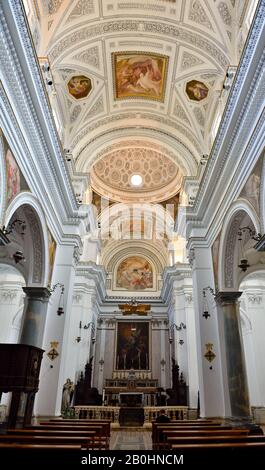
[28,0,252,201]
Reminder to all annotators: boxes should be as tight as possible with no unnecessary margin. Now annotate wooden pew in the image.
[0,434,94,448]
[153,426,248,449]
[25,424,108,449]
[166,435,265,448]
[152,423,230,448]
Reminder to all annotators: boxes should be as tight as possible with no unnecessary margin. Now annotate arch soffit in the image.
[4,193,50,286]
[103,241,166,274]
[218,200,261,291]
[75,128,198,176]
[0,131,7,226]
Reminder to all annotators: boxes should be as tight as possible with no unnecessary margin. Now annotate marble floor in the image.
[110,428,152,450]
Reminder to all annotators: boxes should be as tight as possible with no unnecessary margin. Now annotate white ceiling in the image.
[31,0,247,199]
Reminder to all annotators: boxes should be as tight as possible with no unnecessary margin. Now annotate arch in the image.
[75,128,198,176]
[218,200,261,290]
[3,193,49,286]
[0,130,7,226]
[114,254,157,292]
[260,151,265,232]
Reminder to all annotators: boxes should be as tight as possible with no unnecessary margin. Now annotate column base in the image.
[224,415,255,429]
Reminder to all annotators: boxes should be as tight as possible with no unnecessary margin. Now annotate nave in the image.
[0,0,265,465]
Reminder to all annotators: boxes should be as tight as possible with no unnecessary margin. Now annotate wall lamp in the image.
[237,227,265,271]
[2,219,26,236]
[49,283,65,315]
[202,287,218,319]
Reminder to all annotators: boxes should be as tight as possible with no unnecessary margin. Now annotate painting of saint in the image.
[113,52,168,101]
[6,149,20,205]
[67,75,92,99]
[48,230,57,284]
[186,80,208,101]
[116,256,153,290]
[116,322,149,370]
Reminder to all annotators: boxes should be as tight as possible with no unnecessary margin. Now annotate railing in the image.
[74,406,120,423]
[144,406,188,424]
[73,405,188,425]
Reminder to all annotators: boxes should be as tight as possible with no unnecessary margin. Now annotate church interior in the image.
[0,0,265,462]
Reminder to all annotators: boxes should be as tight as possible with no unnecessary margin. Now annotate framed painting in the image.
[112,52,168,101]
[6,149,20,205]
[116,321,150,370]
[116,256,153,290]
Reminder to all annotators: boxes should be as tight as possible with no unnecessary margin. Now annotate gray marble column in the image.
[20,287,51,348]
[216,291,250,421]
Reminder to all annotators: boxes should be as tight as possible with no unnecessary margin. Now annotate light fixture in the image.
[237,226,263,272]
[130,174,142,186]
[0,228,10,246]
[179,339,184,345]
[2,219,26,237]
[13,250,25,264]
[49,283,65,315]
[202,287,218,319]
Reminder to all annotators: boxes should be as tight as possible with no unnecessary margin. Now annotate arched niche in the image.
[2,195,49,287]
[218,200,262,291]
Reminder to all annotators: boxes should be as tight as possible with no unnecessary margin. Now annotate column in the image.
[34,244,77,416]
[184,291,199,409]
[216,291,250,422]
[97,323,106,393]
[191,245,226,417]
[160,325,166,389]
[20,287,51,347]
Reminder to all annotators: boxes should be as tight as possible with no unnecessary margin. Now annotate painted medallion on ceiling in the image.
[185,80,208,101]
[113,52,168,101]
[116,256,153,290]
[67,75,92,99]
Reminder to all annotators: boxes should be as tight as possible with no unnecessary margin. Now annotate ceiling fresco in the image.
[112,52,168,102]
[24,0,255,208]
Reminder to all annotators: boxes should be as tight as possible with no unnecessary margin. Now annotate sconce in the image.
[2,219,26,237]
[13,250,25,264]
[49,283,65,315]
[202,287,217,319]
[179,339,184,346]
[0,227,10,246]
[237,226,265,271]
[99,358,104,371]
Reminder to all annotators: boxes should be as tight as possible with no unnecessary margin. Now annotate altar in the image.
[104,374,159,407]
[119,392,143,407]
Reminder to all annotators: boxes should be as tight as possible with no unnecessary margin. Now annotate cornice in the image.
[161,263,192,304]
[184,1,265,241]
[0,1,81,225]
[75,262,107,301]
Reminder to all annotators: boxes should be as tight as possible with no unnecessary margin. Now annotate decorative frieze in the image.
[247,294,263,305]
[0,289,18,303]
